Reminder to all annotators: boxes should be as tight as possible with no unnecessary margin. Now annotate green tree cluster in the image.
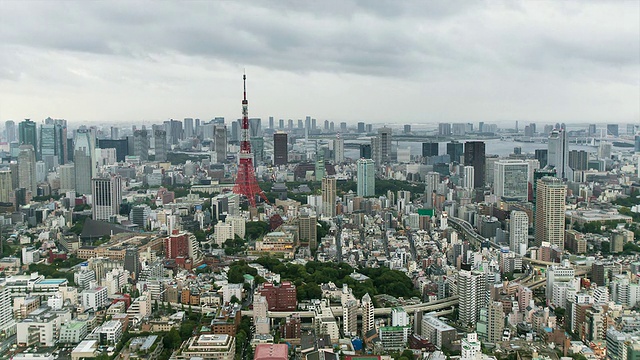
[254,257,420,300]
[227,260,258,284]
[224,236,246,256]
[29,263,75,285]
[245,221,270,240]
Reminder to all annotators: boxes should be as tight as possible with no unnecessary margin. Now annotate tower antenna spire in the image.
[233,72,269,211]
[243,72,247,101]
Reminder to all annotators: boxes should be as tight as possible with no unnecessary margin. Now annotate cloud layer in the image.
[0,1,638,125]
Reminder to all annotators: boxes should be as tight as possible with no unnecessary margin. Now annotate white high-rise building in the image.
[357,158,375,197]
[535,176,566,250]
[461,332,481,360]
[494,160,529,201]
[91,176,123,221]
[321,176,336,217]
[458,270,487,325]
[343,299,358,337]
[546,263,575,302]
[361,293,375,337]
[82,286,108,311]
[214,222,234,246]
[0,281,16,336]
[463,166,475,191]
[391,307,409,327]
[509,211,529,255]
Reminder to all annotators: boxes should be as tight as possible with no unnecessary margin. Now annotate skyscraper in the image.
[0,170,12,203]
[357,122,365,133]
[422,142,439,158]
[110,126,119,140]
[606,124,619,137]
[425,172,440,208]
[535,149,548,168]
[166,119,183,144]
[74,129,96,195]
[509,211,529,255]
[535,177,566,250]
[39,123,57,166]
[464,141,485,189]
[249,118,262,138]
[357,158,375,197]
[183,118,194,138]
[568,150,588,171]
[494,160,529,201]
[333,137,344,164]
[322,176,336,217]
[438,123,452,136]
[59,164,75,192]
[214,124,227,163]
[548,125,571,180]
[273,132,288,166]
[5,120,16,143]
[372,127,392,164]
[18,119,37,149]
[18,145,37,194]
[92,176,123,221]
[447,141,463,164]
[154,130,167,162]
[132,129,149,161]
[359,144,372,159]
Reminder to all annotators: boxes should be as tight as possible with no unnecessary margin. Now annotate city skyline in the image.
[0,1,638,124]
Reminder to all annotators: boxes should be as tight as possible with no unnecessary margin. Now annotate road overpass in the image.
[170,296,460,318]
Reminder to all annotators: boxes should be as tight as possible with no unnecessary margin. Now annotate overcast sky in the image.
[0,1,638,126]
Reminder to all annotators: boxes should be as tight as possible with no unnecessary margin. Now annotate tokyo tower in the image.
[233,74,269,208]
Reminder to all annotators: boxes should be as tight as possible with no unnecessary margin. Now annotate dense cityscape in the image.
[0,1,638,360]
[0,72,638,360]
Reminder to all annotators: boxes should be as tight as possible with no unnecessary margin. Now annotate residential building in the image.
[256,282,296,311]
[535,177,566,250]
[321,176,336,217]
[509,211,529,255]
[362,293,374,337]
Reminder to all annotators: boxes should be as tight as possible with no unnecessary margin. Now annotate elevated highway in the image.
[169,296,459,319]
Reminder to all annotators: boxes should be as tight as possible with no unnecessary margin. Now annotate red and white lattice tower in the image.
[233,74,269,207]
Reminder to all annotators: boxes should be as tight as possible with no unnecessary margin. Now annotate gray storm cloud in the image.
[0,1,637,124]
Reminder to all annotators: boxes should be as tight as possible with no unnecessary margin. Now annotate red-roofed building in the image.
[254,343,288,360]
